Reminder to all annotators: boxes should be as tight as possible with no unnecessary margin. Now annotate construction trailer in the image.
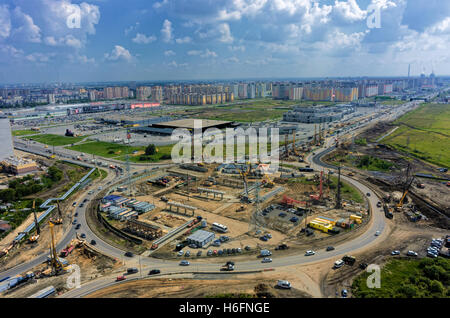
[124,219,162,240]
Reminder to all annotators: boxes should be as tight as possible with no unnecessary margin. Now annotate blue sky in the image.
[0,0,449,83]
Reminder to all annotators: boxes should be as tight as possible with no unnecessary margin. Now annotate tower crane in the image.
[310,171,324,202]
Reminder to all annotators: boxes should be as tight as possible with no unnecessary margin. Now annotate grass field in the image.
[67,141,174,163]
[330,176,364,203]
[12,129,40,137]
[352,257,449,298]
[382,103,450,167]
[26,134,86,146]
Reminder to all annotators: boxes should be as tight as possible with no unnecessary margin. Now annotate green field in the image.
[382,103,450,167]
[26,134,86,146]
[352,258,450,298]
[12,129,40,137]
[330,176,364,203]
[67,141,174,163]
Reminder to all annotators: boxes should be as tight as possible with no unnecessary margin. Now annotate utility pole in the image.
[335,167,342,209]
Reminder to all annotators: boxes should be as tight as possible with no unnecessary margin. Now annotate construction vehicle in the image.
[281,195,307,208]
[397,176,415,210]
[261,172,274,188]
[310,171,324,202]
[48,221,69,275]
[50,201,63,225]
[239,166,251,203]
[416,183,425,189]
[28,201,40,244]
[342,255,356,266]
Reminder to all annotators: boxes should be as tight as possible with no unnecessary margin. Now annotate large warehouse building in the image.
[0,114,14,161]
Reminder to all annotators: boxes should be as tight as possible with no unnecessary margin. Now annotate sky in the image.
[0,0,449,84]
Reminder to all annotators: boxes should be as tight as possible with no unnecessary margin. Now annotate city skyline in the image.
[0,0,450,84]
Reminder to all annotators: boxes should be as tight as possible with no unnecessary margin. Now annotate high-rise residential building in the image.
[273,83,290,100]
[151,86,163,102]
[238,83,248,99]
[104,87,114,99]
[88,90,97,101]
[289,86,303,100]
[47,94,56,104]
[256,83,267,98]
[303,87,334,101]
[247,83,256,99]
[136,86,151,101]
[334,87,358,102]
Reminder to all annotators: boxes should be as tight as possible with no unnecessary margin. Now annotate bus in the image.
[212,222,228,233]
[299,167,314,172]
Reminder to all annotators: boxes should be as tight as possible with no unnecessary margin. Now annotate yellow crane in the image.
[49,221,69,275]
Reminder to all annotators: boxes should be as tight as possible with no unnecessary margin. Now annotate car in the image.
[90,240,96,245]
[376,202,382,208]
[75,224,81,230]
[391,250,400,255]
[231,248,236,254]
[116,275,126,282]
[207,250,213,256]
[197,251,202,257]
[276,280,291,289]
[260,236,269,242]
[124,252,134,257]
[406,251,418,257]
[262,257,272,263]
[80,233,86,238]
[74,212,78,217]
[177,250,184,257]
[218,249,224,256]
[79,203,84,208]
[341,289,348,298]
[127,268,139,274]
[179,260,190,266]
[326,246,335,252]
[266,233,272,239]
[334,260,345,269]
[278,212,287,218]
[237,248,242,253]
[427,251,438,258]
[305,250,315,256]
[359,263,368,270]
[375,231,381,236]
[148,269,161,275]
[244,246,251,251]
[226,248,231,254]
[290,217,299,222]
[213,250,218,255]
[72,220,77,225]
[366,193,371,197]
[72,202,77,207]
[189,243,197,249]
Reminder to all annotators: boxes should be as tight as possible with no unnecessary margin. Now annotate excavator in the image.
[28,201,40,244]
[50,201,63,225]
[261,172,274,188]
[396,176,415,211]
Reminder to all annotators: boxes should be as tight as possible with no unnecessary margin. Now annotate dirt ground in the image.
[3,244,121,298]
[85,275,312,298]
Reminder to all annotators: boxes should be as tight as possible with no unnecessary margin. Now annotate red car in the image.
[116,275,126,282]
[213,250,218,255]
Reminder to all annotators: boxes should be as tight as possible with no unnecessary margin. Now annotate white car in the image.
[276,280,291,289]
[261,258,272,263]
[391,250,400,255]
[375,231,381,236]
[334,259,345,268]
[406,250,418,257]
[305,250,316,256]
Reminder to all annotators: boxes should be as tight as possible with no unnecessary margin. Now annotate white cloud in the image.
[0,5,11,39]
[132,33,157,44]
[164,50,176,56]
[175,36,192,44]
[228,45,245,52]
[153,0,169,9]
[426,17,450,34]
[161,19,173,43]
[12,7,41,43]
[187,49,217,58]
[218,23,233,43]
[333,0,367,22]
[104,45,133,62]
[25,52,53,63]
[167,60,188,67]
[125,22,139,36]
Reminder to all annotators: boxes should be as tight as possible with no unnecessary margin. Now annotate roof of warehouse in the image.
[187,229,215,242]
[153,118,232,130]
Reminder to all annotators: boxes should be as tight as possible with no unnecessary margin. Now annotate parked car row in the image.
[178,247,244,257]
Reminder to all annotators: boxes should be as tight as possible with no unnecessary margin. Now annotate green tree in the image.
[145,144,157,156]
